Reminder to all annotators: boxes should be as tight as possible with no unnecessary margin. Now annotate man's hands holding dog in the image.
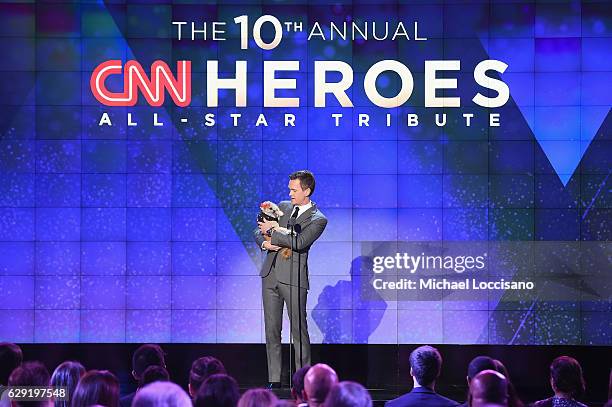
[259,220,281,251]
[258,220,278,235]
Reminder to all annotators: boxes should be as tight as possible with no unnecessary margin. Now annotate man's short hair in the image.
[140,365,170,387]
[289,170,316,196]
[292,365,311,398]
[132,344,165,379]
[0,342,23,385]
[8,361,50,407]
[409,346,442,387]
[189,356,226,394]
[467,356,498,381]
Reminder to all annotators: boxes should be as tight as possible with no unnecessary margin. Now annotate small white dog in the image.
[258,201,294,259]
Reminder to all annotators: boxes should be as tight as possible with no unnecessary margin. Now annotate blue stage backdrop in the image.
[0,1,610,344]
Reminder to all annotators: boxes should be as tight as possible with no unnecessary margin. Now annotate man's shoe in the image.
[266,382,282,389]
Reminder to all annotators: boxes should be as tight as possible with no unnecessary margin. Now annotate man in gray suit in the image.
[255,170,328,389]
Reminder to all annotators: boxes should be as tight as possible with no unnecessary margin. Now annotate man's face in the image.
[289,179,310,206]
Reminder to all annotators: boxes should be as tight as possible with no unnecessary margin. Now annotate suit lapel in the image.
[281,202,317,228]
[295,202,316,225]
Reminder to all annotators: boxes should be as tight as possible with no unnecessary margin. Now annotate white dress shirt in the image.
[292,200,313,220]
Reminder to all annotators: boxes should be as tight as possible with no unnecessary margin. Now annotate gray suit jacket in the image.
[254,201,327,290]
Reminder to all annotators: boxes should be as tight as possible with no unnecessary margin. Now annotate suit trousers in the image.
[262,266,311,382]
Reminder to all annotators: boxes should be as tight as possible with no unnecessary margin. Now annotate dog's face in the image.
[260,201,284,220]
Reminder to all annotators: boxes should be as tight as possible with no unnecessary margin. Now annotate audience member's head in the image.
[132,344,166,382]
[8,361,50,407]
[492,360,523,407]
[140,365,170,388]
[549,356,585,399]
[71,370,119,407]
[468,370,508,407]
[467,357,498,383]
[292,365,311,405]
[409,346,442,389]
[491,361,508,380]
[0,342,23,385]
[189,356,227,397]
[132,381,192,407]
[51,361,86,407]
[323,381,372,407]
[304,364,339,407]
[194,373,240,407]
[237,389,277,407]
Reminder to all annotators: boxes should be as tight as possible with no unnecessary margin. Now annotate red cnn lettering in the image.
[90,60,192,107]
